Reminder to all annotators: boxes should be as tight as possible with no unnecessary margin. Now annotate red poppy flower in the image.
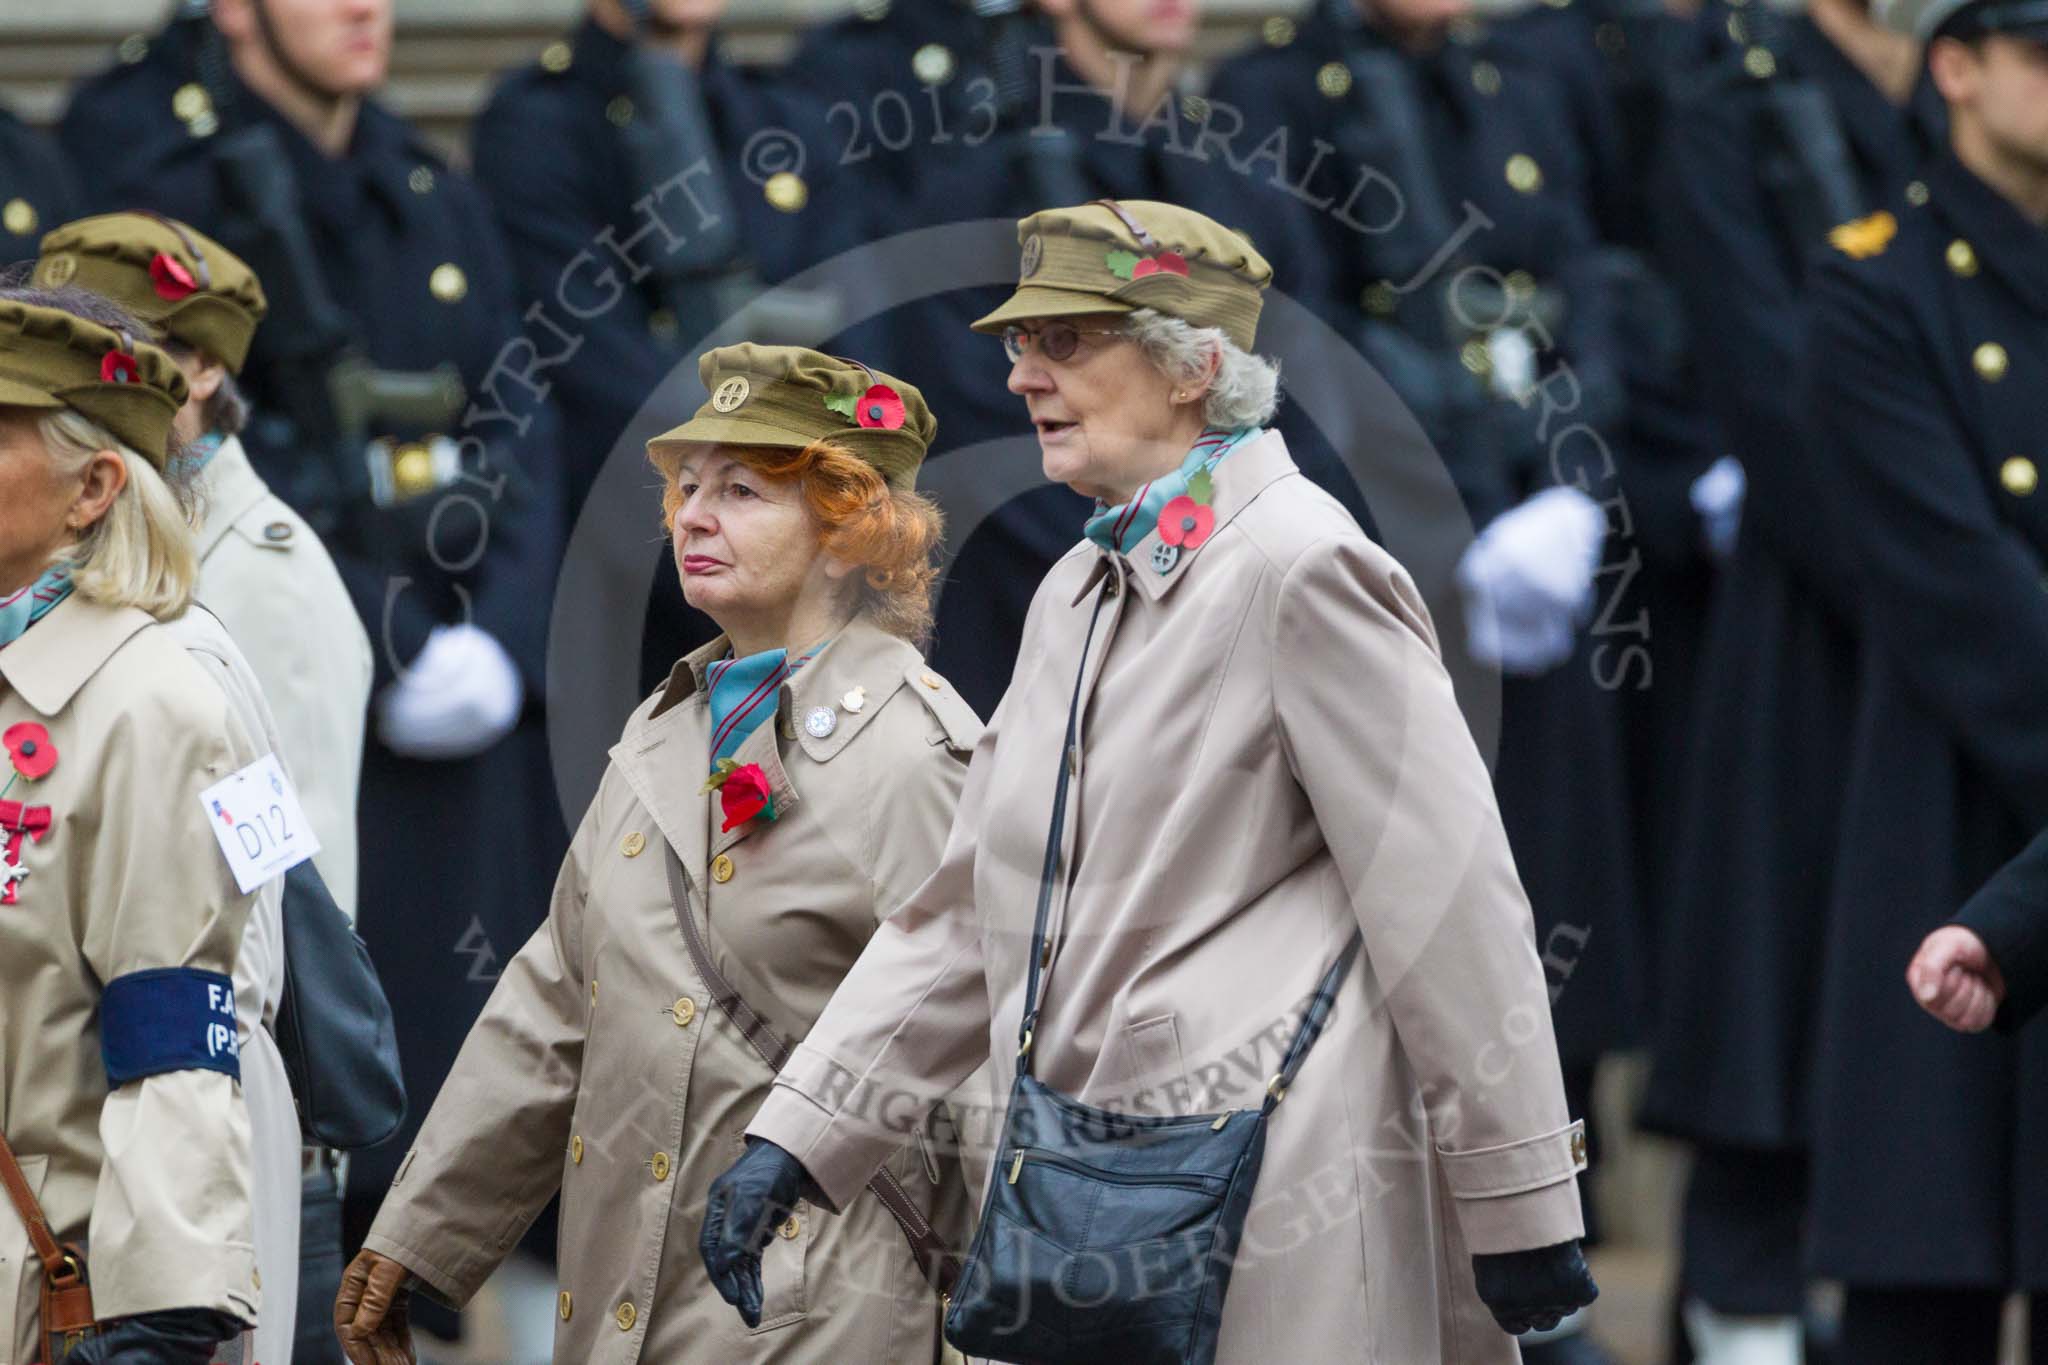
[149,252,198,301]
[855,384,906,431]
[100,351,139,384]
[719,762,775,832]
[3,723,57,781]
[1158,495,1214,549]
[1132,251,1190,279]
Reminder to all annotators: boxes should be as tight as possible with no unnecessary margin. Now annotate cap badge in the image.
[1020,234,1044,278]
[711,375,751,412]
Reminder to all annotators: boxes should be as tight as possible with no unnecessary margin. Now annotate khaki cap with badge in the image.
[0,299,189,467]
[1876,0,2048,39]
[649,344,937,491]
[971,199,1274,351]
[34,213,268,374]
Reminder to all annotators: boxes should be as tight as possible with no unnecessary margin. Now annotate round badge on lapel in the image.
[805,706,838,739]
[1151,542,1181,575]
[841,686,867,714]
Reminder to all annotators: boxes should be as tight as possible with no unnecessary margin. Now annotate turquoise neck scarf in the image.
[0,565,73,651]
[706,640,824,768]
[171,431,226,478]
[1083,426,1256,555]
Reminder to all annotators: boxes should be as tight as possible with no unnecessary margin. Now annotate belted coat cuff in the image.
[1437,1120,1588,1254]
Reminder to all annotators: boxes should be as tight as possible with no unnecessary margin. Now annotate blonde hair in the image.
[39,408,200,620]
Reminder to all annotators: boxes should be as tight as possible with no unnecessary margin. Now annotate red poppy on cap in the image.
[856,384,906,430]
[1158,495,1214,549]
[3,723,57,782]
[1132,251,1191,279]
[149,252,199,301]
[99,351,140,384]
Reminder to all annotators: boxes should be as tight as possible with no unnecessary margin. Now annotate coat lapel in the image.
[711,714,801,857]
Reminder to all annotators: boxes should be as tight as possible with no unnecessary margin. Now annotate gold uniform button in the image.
[607,95,636,127]
[571,1135,584,1164]
[408,165,436,195]
[3,199,36,238]
[2001,457,2038,497]
[621,831,646,858]
[711,853,735,884]
[1471,61,1502,96]
[615,1301,636,1332]
[1316,61,1353,99]
[912,42,956,85]
[1974,342,2009,383]
[1947,238,1979,277]
[651,1151,671,1181]
[1182,94,1210,123]
[779,1215,802,1240]
[559,1291,573,1321]
[672,996,696,1027]
[1263,15,1297,45]
[921,672,943,690]
[1506,154,1544,195]
[1743,46,1777,79]
[391,443,436,498]
[541,40,573,73]
[429,263,468,304]
[763,171,808,214]
[1361,281,1398,317]
[172,82,211,123]
[1906,180,1931,207]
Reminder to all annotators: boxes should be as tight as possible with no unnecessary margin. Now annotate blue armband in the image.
[100,967,241,1087]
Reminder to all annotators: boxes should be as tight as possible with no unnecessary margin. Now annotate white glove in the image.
[1690,455,1746,560]
[375,623,524,761]
[1457,485,1607,675]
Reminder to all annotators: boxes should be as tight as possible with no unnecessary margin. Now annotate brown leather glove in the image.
[334,1248,416,1365]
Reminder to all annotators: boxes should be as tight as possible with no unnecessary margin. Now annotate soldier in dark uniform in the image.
[1208,8,1640,1362]
[0,106,79,268]
[1639,0,1943,1357]
[1801,0,2048,1354]
[57,5,568,1346]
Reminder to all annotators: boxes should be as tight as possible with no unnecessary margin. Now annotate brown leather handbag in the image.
[0,1132,96,1362]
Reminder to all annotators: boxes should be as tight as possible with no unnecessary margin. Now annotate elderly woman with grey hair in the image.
[702,200,1599,1362]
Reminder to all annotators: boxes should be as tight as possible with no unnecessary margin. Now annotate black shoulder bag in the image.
[943,582,1363,1365]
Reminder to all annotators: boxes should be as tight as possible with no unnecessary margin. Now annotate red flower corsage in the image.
[3,723,56,782]
[1131,251,1190,279]
[149,251,199,301]
[1158,495,1215,549]
[100,350,139,384]
[856,384,906,430]
[702,758,777,832]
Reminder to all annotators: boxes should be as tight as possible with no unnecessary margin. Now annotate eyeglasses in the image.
[1001,322,1127,364]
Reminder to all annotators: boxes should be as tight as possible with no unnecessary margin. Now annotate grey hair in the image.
[1123,307,1281,430]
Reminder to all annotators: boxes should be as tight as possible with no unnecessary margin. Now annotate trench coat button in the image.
[2001,457,2038,497]
[1947,239,1978,276]
[920,672,942,690]
[651,1151,671,1181]
[571,1135,583,1164]
[712,853,734,883]
[672,996,696,1027]
[779,1215,802,1239]
[621,831,645,858]
[1974,342,2009,383]
[559,1291,573,1321]
[615,1301,636,1331]
[1570,1129,1587,1166]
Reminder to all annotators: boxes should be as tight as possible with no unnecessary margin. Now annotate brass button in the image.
[429,263,468,304]
[779,1215,802,1240]
[408,165,435,196]
[606,95,635,127]
[571,1135,584,1164]
[1361,281,1398,317]
[672,996,696,1027]
[1263,15,1296,44]
[1743,46,1777,79]
[912,42,956,85]
[1316,61,1352,99]
[2001,457,2038,497]
[1505,154,1544,195]
[391,443,435,497]
[559,1291,573,1320]
[1570,1129,1587,1165]
[1948,239,1979,277]
[1906,180,1931,207]
[921,672,943,690]
[172,82,211,123]
[615,1301,636,1331]
[621,831,646,858]
[3,198,36,237]
[763,171,808,214]
[1974,342,2009,383]
[711,853,735,884]
[651,1151,671,1181]
[541,40,572,73]
[1181,94,1210,123]
[1471,60,1502,96]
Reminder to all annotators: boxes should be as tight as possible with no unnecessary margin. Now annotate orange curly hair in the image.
[653,438,945,644]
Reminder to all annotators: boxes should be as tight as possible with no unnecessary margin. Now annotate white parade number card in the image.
[198,752,320,894]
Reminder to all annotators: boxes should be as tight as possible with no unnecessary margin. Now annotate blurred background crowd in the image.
[6,0,2046,1360]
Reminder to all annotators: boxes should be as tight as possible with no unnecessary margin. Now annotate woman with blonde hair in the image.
[338,345,980,1364]
[0,287,270,1364]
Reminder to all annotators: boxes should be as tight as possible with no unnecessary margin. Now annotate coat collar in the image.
[1929,151,2048,319]
[0,593,157,718]
[1069,428,1298,605]
[193,436,271,561]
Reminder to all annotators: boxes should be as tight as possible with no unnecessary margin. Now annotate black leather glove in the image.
[1472,1239,1599,1336]
[61,1308,245,1365]
[699,1138,814,1328]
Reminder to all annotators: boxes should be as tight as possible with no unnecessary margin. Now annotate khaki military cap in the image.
[972,199,1273,351]
[1877,0,2048,38]
[0,299,189,467]
[35,213,267,373]
[649,344,936,491]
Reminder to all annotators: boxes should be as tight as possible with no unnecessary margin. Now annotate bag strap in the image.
[1261,929,1364,1114]
[663,844,961,1294]
[0,1129,87,1294]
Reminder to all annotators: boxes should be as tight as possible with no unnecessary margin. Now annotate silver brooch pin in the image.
[841,686,867,714]
[805,706,838,739]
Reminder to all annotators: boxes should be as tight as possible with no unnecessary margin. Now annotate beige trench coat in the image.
[363,618,981,1363]
[194,434,371,921]
[0,595,260,1361]
[750,430,1588,1363]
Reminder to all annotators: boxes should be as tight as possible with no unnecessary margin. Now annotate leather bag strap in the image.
[663,843,961,1293]
[0,1130,67,1280]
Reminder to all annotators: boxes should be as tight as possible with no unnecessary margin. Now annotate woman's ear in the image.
[186,354,227,405]
[820,553,860,583]
[67,449,129,533]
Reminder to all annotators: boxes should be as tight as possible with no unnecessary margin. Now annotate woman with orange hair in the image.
[334,346,981,1364]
